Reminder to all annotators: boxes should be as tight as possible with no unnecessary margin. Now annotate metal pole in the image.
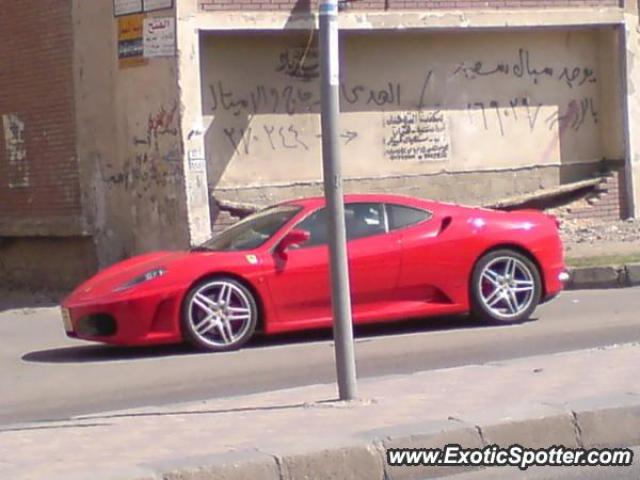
[318,0,358,400]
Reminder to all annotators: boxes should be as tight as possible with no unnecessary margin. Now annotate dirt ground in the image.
[557,217,640,259]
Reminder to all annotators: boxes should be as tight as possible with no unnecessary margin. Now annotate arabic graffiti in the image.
[209,82,320,116]
[453,48,598,88]
[276,47,319,82]
[383,110,450,162]
[222,123,358,155]
[208,81,402,116]
[341,82,402,107]
[207,43,601,170]
[546,97,598,132]
[465,96,597,137]
[467,98,543,136]
[102,147,182,195]
[133,101,179,149]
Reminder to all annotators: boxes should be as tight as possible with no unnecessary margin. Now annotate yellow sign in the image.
[118,14,144,41]
[117,14,147,68]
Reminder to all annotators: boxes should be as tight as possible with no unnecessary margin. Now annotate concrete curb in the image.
[93,400,640,480]
[566,262,640,290]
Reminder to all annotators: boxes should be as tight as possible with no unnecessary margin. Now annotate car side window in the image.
[386,204,431,230]
[295,208,328,247]
[294,203,386,247]
[344,203,385,240]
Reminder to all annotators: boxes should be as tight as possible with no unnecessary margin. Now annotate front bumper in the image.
[61,290,183,346]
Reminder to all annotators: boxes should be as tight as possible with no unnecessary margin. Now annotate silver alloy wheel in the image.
[478,255,536,320]
[187,280,253,348]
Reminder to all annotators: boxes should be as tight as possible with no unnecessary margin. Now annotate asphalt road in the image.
[0,287,639,425]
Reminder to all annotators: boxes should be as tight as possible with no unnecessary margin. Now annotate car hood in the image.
[64,251,190,303]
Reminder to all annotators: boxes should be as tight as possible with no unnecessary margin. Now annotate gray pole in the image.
[318,0,358,400]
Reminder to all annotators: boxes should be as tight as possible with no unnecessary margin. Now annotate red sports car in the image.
[61,194,567,352]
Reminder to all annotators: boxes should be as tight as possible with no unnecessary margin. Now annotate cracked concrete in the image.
[570,410,585,448]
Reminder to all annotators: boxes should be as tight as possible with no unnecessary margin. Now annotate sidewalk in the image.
[1,344,639,480]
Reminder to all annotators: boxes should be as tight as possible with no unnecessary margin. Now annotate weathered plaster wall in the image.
[622,13,640,216]
[112,59,190,259]
[597,27,625,170]
[199,0,622,13]
[201,28,621,206]
[176,0,213,246]
[73,0,195,267]
[193,8,625,32]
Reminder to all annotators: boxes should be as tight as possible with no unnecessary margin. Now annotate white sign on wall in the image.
[114,0,143,16]
[114,0,173,16]
[144,0,173,12]
[189,148,207,171]
[143,17,176,58]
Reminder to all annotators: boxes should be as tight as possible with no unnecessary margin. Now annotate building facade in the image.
[1,0,639,289]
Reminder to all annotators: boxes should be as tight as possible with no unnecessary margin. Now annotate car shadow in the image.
[22,343,195,363]
[22,314,537,364]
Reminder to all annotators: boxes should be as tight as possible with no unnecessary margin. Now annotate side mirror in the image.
[276,229,310,257]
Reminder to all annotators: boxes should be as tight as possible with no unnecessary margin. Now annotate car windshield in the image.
[194,205,301,251]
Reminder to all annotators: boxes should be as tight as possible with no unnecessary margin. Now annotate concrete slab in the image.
[383,426,483,480]
[277,443,384,480]
[625,263,640,286]
[480,414,579,449]
[151,450,280,480]
[567,394,640,448]
[567,266,622,289]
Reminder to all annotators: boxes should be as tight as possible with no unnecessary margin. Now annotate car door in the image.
[388,203,466,307]
[343,203,402,317]
[262,202,402,328]
[260,207,331,328]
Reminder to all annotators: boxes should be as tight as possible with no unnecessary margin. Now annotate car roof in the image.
[281,193,427,209]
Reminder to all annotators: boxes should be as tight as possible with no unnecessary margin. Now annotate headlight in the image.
[115,267,167,291]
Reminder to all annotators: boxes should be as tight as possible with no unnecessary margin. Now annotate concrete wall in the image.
[201,27,623,207]
[176,0,213,246]
[73,0,206,267]
[200,0,622,13]
[622,13,640,218]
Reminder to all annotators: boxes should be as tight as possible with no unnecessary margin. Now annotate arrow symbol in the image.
[340,130,357,145]
[315,130,358,144]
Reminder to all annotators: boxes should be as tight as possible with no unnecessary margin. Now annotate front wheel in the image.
[470,249,542,325]
[182,277,258,352]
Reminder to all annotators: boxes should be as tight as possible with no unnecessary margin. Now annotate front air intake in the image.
[76,314,117,337]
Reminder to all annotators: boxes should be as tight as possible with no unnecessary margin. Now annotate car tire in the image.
[182,277,258,352]
[470,249,542,325]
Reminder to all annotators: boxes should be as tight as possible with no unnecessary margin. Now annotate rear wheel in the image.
[182,277,257,352]
[470,249,542,324]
